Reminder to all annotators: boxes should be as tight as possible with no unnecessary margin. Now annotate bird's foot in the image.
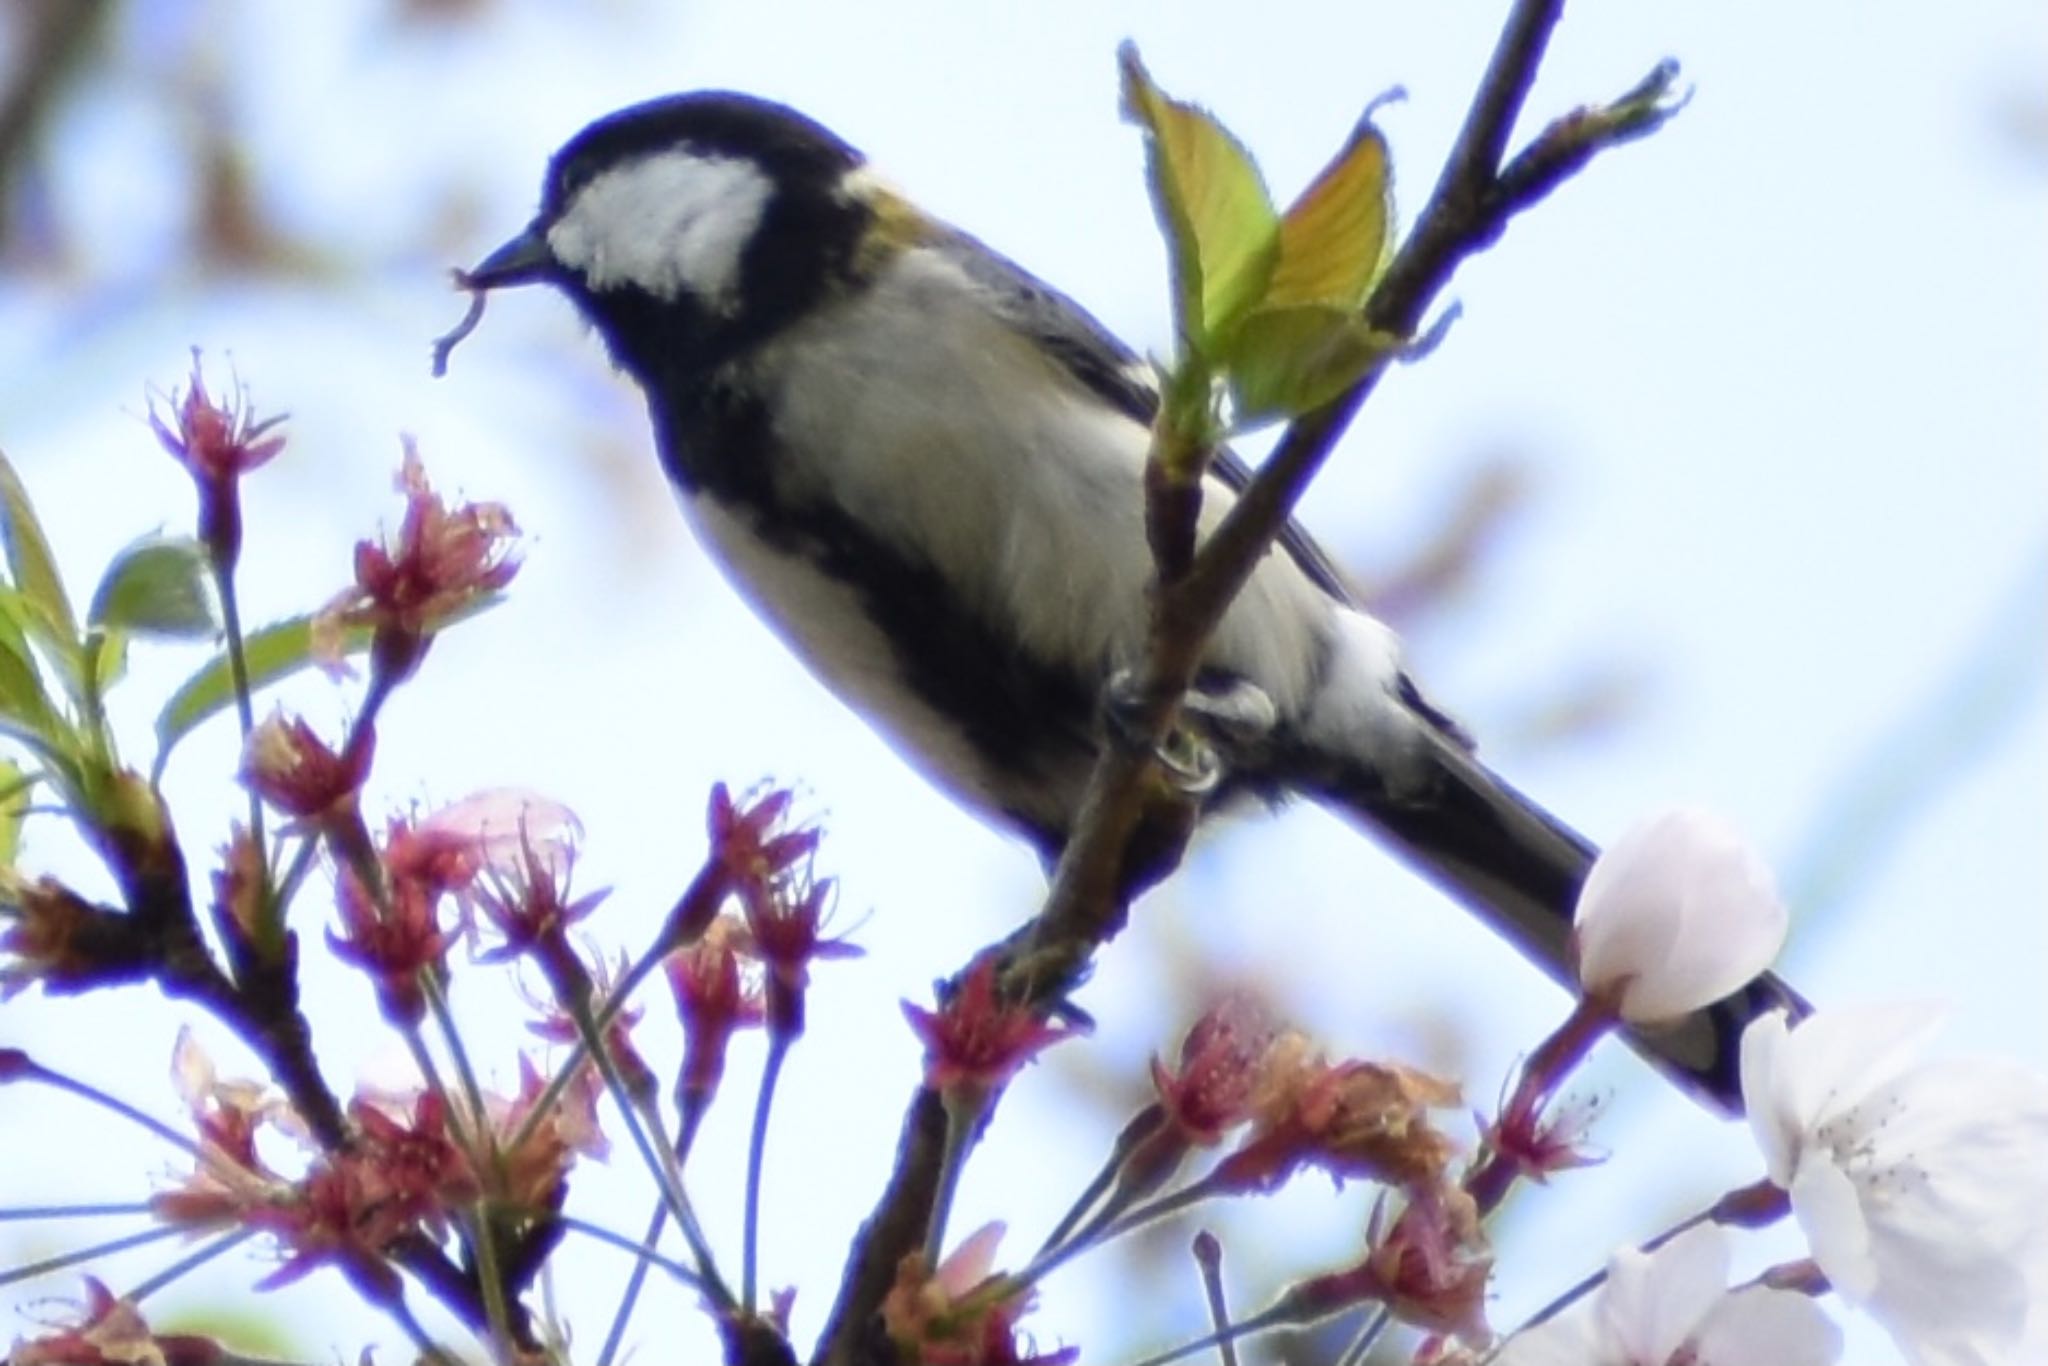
[1102,670,1276,798]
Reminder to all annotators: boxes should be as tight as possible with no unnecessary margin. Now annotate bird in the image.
[446,90,1802,1111]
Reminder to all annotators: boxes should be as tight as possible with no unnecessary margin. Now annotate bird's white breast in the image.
[684,241,1419,826]
[741,246,1346,714]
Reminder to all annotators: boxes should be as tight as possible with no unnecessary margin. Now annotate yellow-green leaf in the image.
[89,534,218,640]
[1119,42,1278,350]
[0,451,80,654]
[152,592,506,777]
[154,613,342,775]
[88,628,130,697]
[1223,304,1402,425]
[0,590,63,749]
[1267,117,1393,312]
[0,644,60,747]
[0,759,31,868]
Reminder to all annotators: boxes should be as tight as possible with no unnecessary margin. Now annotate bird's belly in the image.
[680,491,1097,846]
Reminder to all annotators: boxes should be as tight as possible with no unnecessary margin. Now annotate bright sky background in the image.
[1,1,2042,1363]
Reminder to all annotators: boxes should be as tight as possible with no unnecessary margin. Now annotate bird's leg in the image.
[1100,668,1277,795]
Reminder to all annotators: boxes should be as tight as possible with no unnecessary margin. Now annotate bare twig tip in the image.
[1361,85,1409,127]
[1402,302,1464,364]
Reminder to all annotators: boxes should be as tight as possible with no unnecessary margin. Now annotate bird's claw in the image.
[1102,670,1275,797]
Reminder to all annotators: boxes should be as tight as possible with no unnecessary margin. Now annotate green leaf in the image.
[1119,41,1279,351]
[89,534,218,640]
[1266,118,1393,312]
[154,613,337,771]
[152,592,507,774]
[0,592,63,747]
[87,628,130,697]
[1223,304,1401,425]
[0,759,31,868]
[0,582,30,662]
[0,450,81,657]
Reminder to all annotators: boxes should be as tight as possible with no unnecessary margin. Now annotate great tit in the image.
[452,92,1802,1111]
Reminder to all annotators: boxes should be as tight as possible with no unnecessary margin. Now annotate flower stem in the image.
[211,560,275,954]
[464,1202,517,1366]
[1190,1232,1238,1366]
[1119,1300,1299,1366]
[922,1092,982,1267]
[419,969,491,1152]
[0,1202,156,1221]
[556,1214,708,1291]
[0,1223,194,1289]
[126,1227,253,1303]
[505,933,668,1158]
[1512,1203,1717,1335]
[1017,1172,1223,1289]
[21,1063,203,1158]
[1520,997,1616,1110]
[595,1202,668,1366]
[1034,1129,1139,1260]
[1331,1307,1390,1366]
[564,975,731,1309]
[742,1031,792,1312]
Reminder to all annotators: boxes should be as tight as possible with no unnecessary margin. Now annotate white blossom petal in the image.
[1790,1153,1877,1297]
[1492,1226,1837,1366]
[1603,1225,1729,1363]
[169,1024,213,1113]
[1739,1010,1799,1185]
[1572,808,1787,1023]
[1693,1285,1842,1366]
[1491,1312,1601,1366]
[421,786,581,879]
[1739,1004,2048,1366]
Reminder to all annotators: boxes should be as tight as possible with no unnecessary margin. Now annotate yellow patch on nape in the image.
[840,165,933,273]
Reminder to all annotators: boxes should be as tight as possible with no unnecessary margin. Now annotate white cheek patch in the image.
[546,150,773,307]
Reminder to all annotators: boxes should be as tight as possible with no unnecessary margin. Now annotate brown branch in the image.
[816,1089,946,1366]
[40,803,506,1341]
[814,4,1686,1359]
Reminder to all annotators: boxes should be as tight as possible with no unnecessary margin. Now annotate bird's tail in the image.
[1303,728,1807,1114]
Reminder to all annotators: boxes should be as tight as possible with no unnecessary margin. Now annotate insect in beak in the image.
[431,226,554,376]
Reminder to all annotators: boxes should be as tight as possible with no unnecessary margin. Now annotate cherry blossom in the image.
[904,959,1075,1101]
[1741,1004,2048,1366]
[1572,808,1786,1023]
[1495,1224,1839,1365]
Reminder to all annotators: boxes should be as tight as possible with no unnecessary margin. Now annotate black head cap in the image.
[539,92,862,222]
[461,93,879,377]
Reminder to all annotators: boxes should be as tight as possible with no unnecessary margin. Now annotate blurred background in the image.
[0,0,2041,1362]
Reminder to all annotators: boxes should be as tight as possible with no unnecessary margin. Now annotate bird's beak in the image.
[463,225,555,289]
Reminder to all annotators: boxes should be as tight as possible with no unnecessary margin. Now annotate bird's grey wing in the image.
[1206,447,1369,612]
[938,225,1363,610]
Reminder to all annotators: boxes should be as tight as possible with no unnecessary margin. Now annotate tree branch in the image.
[814,2,1685,1358]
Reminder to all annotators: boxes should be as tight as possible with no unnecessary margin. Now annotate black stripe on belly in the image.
[656,384,1101,855]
